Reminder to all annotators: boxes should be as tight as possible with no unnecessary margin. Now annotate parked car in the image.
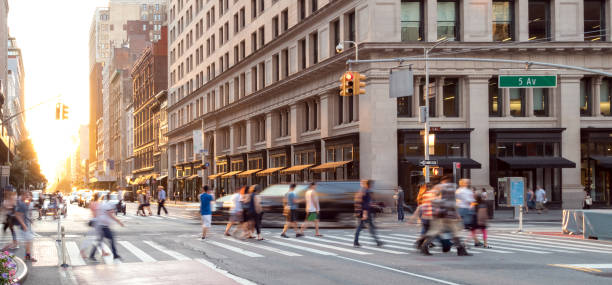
[259,181,363,226]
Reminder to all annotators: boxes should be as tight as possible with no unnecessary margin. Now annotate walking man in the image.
[394,187,405,222]
[535,186,547,214]
[280,184,302,238]
[299,183,322,237]
[91,194,125,261]
[157,186,168,215]
[199,185,214,239]
[15,192,36,262]
[354,179,382,247]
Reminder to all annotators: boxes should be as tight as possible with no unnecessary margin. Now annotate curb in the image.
[14,256,28,284]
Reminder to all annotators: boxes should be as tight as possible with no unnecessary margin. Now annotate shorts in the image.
[286,210,297,223]
[536,202,545,210]
[306,212,319,221]
[201,215,212,228]
[19,227,34,242]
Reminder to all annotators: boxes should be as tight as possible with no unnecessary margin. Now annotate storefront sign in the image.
[498,75,557,88]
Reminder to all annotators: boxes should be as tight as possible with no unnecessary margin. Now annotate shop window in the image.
[442,78,459,117]
[489,77,502,117]
[419,80,436,117]
[397,96,413,117]
[401,0,423,42]
[600,79,611,116]
[509,89,525,117]
[437,1,458,41]
[533,88,549,117]
[528,0,550,41]
[492,0,514,42]
[584,0,605,41]
[580,78,592,116]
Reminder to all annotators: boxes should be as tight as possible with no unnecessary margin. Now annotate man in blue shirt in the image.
[280,184,303,238]
[354,179,382,247]
[157,186,168,216]
[199,185,213,239]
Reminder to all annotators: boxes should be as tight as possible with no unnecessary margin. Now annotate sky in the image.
[7,0,108,184]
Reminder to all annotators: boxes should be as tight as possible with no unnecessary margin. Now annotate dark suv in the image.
[260,181,362,226]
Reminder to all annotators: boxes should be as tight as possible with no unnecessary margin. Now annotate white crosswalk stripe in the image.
[223,238,302,257]
[326,235,417,252]
[143,240,190,260]
[65,241,86,266]
[267,239,337,256]
[207,240,264,257]
[494,234,612,253]
[282,237,372,255]
[307,236,408,255]
[355,235,484,254]
[118,241,156,262]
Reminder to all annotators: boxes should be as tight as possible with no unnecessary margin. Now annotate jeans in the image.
[354,212,380,244]
[157,199,168,215]
[397,206,404,221]
[90,226,119,259]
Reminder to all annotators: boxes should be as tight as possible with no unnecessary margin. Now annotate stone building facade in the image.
[166,0,612,208]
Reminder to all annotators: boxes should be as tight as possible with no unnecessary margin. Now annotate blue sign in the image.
[510,180,524,206]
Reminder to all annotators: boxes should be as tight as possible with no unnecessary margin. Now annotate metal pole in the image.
[57,204,61,242]
[424,48,430,184]
[518,205,523,232]
[60,226,69,268]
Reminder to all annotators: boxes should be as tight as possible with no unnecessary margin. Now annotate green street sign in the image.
[498,75,557,88]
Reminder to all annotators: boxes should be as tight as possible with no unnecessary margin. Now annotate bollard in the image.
[56,204,62,242]
[60,226,69,268]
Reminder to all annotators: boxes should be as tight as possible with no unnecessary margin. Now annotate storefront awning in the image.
[311,161,352,172]
[498,157,576,169]
[590,156,612,169]
[237,169,262,177]
[208,172,227,179]
[156,175,168,181]
[256,167,285,176]
[187,174,200,180]
[401,157,482,169]
[221,171,243,178]
[280,164,314,174]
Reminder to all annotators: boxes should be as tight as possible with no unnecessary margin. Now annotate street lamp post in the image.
[424,38,448,184]
[336,41,360,62]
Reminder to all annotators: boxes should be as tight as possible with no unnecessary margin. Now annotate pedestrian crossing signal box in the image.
[497,177,525,207]
[423,166,441,177]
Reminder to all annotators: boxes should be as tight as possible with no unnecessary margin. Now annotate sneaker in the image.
[295,233,304,238]
[280,233,289,238]
[353,243,361,248]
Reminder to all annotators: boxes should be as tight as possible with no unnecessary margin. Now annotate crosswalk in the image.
[30,231,612,268]
[115,214,193,221]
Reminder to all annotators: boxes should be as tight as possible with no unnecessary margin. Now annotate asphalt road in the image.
[9,203,612,285]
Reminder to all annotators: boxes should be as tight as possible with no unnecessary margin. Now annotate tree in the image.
[9,139,46,190]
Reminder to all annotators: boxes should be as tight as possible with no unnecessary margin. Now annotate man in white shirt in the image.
[455,179,480,246]
[299,183,322,237]
[535,186,547,214]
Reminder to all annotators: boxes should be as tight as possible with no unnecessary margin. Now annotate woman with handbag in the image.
[583,189,593,209]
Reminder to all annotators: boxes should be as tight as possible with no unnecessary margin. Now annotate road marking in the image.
[223,238,302,257]
[95,243,114,264]
[195,259,258,285]
[118,241,156,262]
[326,235,416,251]
[149,216,163,220]
[65,241,86,266]
[267,239,337,256]
[495,234,610,253]
[307,236,408,255]
[283,237,371,255]
[549,264,602,273]
[355,235,483,254]
[143,241,190,260]
[503,233,612,249]
[482,244,543,254]
[207,241,264,257]
[485,238,578,253]
[554,263,612,269]
[32,240,58,267]
[334,255,464,285]
[164,216,178,220]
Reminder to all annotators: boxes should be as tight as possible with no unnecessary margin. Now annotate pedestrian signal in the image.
[62,105,69,120]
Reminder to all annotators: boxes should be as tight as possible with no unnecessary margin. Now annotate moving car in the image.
[211,194,234,223]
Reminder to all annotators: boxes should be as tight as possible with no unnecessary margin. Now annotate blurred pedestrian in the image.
[136,190,145,216]
[583,189,592,209]
[526,188,535,213]
[249,185,264,240]
[354,179,382,247]
[300,183,322,237]
[1,192,18,250]
[394,187,405,222]
[412,184,436,249]
[225,187,245,236]
[473,194,491,248]
[143,191,153,216]
[281,184,302,238]
[535,186,547,214]
[199,186,214,239]
[420,175,471,256]
[456,179,480,246]
[15,192,36,262]
[91,193,124,261]
[157,186,168,215]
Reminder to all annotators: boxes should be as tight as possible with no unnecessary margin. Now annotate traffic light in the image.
[62,104,69,120]
[423,166,442,177]
[353,71,366,95]
[55,103,61,120]
[340,71,354,96]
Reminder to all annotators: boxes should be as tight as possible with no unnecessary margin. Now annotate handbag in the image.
[585,197,593,206]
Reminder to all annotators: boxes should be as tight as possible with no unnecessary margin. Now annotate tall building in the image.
[166,0,612,208]
[7,36,27,143]
[0,0,8,105]
[131,27,168,196]
[88,0,168,187]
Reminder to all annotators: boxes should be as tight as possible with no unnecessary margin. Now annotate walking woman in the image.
[526,188,535,213]
[249,185,264,240]
[136,190,145,216]
[143,191,153,216]
[2,192,18,250]
[472,194,491,248]
[224,186,244,236]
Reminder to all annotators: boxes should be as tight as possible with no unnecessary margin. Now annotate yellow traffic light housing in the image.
[62,104,69,120]
[339,71,355,96]
[353,72,366,95]
[422,166,441,177]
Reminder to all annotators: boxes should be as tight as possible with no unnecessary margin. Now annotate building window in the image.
[251,0,257,19]
[397,96,413,117]
[298,38,307,70]
[330,19,341,55]
[528,0,550,41]
[258,26,265,47]
[580,78,592,116]
[272,16,279,38]
[509,89,526,117]
[533,88,549,117]
[281,48,289,78]
[437,0,458,40]
[493,0,514,41]
[584,0,605,41]
[281,9,289,32]
[419,81,435,117]
[298,0,306,20]
[346,11,356,42]
[400,0,423,42]
[442,78,459,117]
[310,32,318,65]
[489,77,502,117]
[311,0,318,13]
[601,79,611,116]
